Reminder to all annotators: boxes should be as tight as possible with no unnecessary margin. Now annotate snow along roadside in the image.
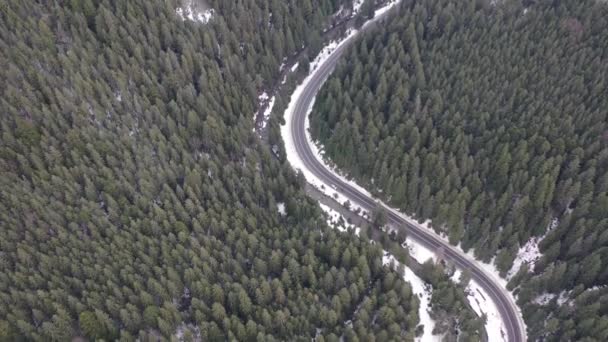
[255,0,397,136]
[279,0,525,340]
[451,269,508,342]
[319,204,441,342]
[383,253,442,342]
[282,0,403,216]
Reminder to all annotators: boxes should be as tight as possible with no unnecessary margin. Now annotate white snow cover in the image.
[468,280,509,342]
[557,291,570,306]
[277,202,286,216]
[258,92,269,102]
[374,1,401,17]
[352,0,366,14]
[509,238,542,277]
[174,323,201,341]
[261,96,276,129]
[451,269,462,284]
[253,92,276,132]
[384,204,525,331]
[405,237,437,263]
[508,217,558,278]
[532,293,556,306]
[319,203,360,235]
[290,62,300,72]
[383,253,442,342]
[385,216,528,341]
[451,270,508,342]
[320,203,440,342]
[176,1,214,24]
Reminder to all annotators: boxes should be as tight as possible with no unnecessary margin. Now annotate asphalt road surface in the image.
[287,6,526,342]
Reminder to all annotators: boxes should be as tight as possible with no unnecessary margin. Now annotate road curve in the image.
[287,5,527,342]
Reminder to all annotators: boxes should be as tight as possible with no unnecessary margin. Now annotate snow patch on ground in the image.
[509,217,558,278]
[383,253,442,342]
[319,204,440,341]
[467,280,509,342]
[176,1,214,24]
[277,202,286,216]
[319,203,360,235]
[451,269,462,283]
[451,269,508,342]
[374,0,401,17]
[333,5,346,18]
[258,92,269,102]
[261,96,275,129]
[532,293,556,305]
[291,62,300,72]
[253,92,276,132]
[352,0,366,14]
[586,285,607,292]
[405,237,437,263]
[382,207,522,317]
[509,238,542,276]
[557,291,570,305]
[174,323,201,341]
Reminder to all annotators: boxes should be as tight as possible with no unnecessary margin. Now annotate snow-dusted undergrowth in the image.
[253,92,276,133]
[277,202,286,216]
[352,0,366,14]
[508,217,558,278]
[451,269,508,342]
[176,0,214,24]
[383,253,443,342]
[406,237,438,264]
[319,203,441,341]
[319,203,360,235]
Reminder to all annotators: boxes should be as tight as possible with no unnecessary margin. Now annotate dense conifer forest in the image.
[310,0,608,340]
[0,0,424,340]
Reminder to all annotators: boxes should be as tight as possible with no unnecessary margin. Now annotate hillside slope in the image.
[0,0,421,340]
[310,0,608,340]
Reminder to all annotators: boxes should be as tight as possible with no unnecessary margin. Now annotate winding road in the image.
[285,4,526,342]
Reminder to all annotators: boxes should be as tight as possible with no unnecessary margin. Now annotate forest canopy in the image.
[0,0,422,340]
[310,0,608,340]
